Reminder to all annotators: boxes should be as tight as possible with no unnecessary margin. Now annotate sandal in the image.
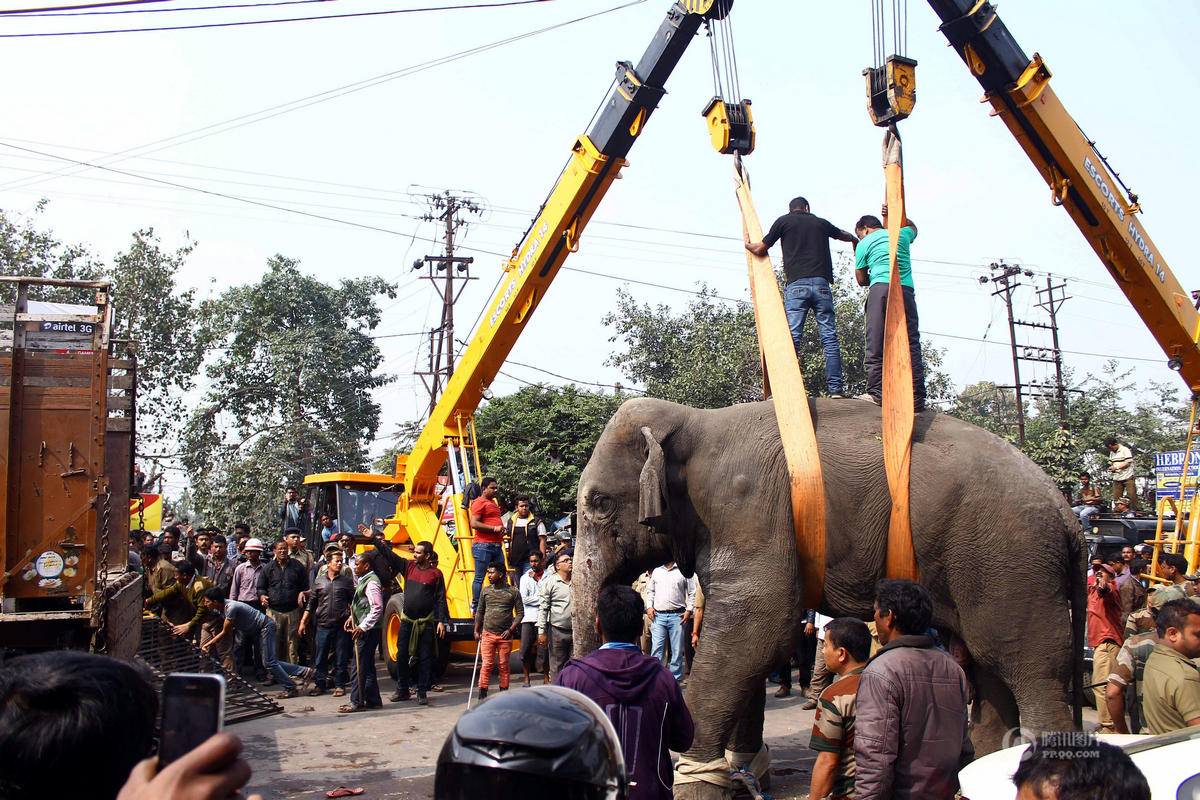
[308,686,325,696]
[326,789,365,799]
[331,687,346,697]
[337,704,366,713]
[431,684,445,692]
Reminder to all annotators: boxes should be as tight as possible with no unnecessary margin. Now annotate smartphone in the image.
[158,673,225,767]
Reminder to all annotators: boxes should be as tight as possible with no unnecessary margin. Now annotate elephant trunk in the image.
[571,526,604,656]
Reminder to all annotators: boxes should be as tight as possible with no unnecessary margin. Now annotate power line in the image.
[0,0,644,194]
[0,0,559,35]
[0,0,180,13]
[7,0,326,16]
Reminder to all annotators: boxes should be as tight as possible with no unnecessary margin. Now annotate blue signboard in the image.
[1155,450,1199,502]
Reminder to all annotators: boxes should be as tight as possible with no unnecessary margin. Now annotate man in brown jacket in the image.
[854,579,972,800]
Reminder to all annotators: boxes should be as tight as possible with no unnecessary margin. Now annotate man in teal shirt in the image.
[854,208,925,411]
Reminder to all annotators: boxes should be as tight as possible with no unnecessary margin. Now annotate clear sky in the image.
[2,0,1196,477]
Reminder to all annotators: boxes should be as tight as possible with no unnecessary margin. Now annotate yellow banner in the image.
[131,494,162,531]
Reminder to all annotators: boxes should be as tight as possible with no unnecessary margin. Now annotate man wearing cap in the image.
[1114,496,1136,519]
[231,538,267,681]
[1088,559,1125,733]
[299,546,354,696]
[285,527,314,574]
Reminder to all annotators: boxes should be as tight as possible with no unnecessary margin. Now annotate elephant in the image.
[573,396,1084,799]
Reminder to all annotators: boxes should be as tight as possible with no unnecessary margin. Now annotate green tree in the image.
[473,383,626,520]
[181,256,396,532]
[0,203,101,303]
[108,229,205,449]
[949,364,1190,499]
[603,263,951,408]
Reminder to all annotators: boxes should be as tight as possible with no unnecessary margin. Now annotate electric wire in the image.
[0,0,645,192]
[0,0,561,36]
[5,0,326,15]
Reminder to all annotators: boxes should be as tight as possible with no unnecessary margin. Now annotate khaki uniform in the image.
[1142,643,1200,734]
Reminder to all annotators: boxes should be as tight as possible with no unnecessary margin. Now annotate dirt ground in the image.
[239,656,820,800]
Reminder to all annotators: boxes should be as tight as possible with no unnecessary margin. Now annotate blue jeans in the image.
[260,618,308,690]
[312,624,351,689]
[1073,505,1100,531]
[784,277,843,394]
[651,610,686,681]
[472,542,504,605]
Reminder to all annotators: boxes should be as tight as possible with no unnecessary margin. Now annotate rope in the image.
[725,744,770,778]
[673,757,733,788]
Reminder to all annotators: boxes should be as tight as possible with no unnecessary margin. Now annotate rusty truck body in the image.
[0,277,141,659]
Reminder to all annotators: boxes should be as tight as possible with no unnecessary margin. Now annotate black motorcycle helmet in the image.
[434,686,627,800]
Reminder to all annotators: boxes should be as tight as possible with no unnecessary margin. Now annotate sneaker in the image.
[522,682,532,688]
[417,692,428,706]
[478,687,488,700]
[389,689,411,702]
[774,685,790,698]
[801,698,818,710]
[856,393,882,405]
[829,393,847,399]
[277,687,299,699]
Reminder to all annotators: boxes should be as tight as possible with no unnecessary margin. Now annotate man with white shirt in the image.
[646,560,696,682]
[518,551,550,687]
[802,611,835,710]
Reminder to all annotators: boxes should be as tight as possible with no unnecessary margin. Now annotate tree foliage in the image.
[949,363,1190,495]
[473,384,626,521]
[109,229,205,448]
[181,256,396,531]
[603,263,952,408]
[0,206,204,459]
[0,204,101,302]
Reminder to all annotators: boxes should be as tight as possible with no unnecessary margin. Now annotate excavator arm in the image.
[393,1,735,554]
[927,0,1199,392]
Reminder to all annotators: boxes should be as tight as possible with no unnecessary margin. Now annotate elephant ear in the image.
[638,426,670,533]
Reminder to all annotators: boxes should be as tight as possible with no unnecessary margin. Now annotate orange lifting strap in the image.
[881,126,919,582]
[734,160,828,609]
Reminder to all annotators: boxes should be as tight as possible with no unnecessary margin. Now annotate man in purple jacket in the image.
[556,584,694,800]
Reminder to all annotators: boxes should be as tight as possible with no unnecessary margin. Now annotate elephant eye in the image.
[589,491,615,515]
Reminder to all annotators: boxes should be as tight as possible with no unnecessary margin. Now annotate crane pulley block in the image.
[864,55,918,127]
[702,96,755,155]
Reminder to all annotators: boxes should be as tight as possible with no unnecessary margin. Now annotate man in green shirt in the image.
[854,208,925,412]
[1141,597,1200,734]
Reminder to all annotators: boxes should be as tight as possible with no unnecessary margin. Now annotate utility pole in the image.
[984,262,1080,445]
[1036,276,1071,426]
[415,191,481,415]
[988,261,1028,445]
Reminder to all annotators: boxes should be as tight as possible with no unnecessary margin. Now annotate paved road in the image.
[238,657,821,799]
[239,656,1101,800]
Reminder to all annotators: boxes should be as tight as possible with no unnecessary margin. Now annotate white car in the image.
[959,729,1200,799]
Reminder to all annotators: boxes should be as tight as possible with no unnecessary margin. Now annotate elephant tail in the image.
[1066,522,1086,729]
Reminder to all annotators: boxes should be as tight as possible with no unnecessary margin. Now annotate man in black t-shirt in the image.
[746,196,858,397]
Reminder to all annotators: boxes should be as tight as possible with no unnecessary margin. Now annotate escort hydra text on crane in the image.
[301,0,753,670]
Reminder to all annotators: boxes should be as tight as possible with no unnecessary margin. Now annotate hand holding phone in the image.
[119,732,261,800]
[158,673,225,767]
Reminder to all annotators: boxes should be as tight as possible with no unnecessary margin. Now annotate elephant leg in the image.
[675,596,795,800]
[970,665,1020,755]
[726,685,770,791]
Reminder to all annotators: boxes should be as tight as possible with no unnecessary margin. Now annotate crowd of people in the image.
[14,473,1180,800]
